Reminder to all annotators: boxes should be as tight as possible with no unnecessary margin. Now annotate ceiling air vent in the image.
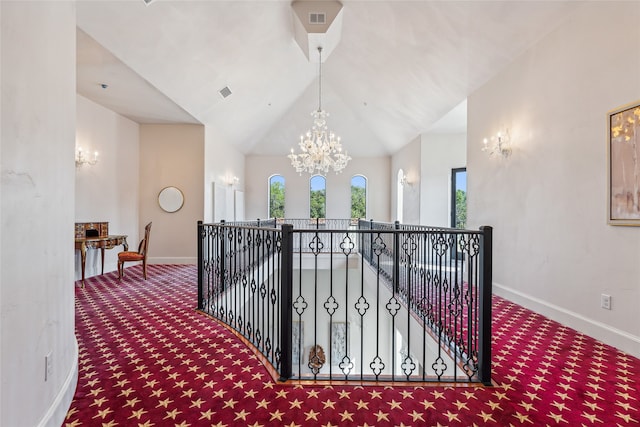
[309,12,326,25]
[219,86,232,99]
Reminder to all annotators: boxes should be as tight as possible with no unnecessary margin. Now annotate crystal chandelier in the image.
[289,47,351,175]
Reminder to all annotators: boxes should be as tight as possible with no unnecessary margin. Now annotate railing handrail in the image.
[197,219,492,385]
[205,218,484,235]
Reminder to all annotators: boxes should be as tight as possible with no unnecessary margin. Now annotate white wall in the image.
[204,127,245,223]
[1,2,78,426]
[468,1,640,357]
[75,95,140,279]
[420,133,467,227]
[391,137,421,224]
[139,124,204,264]
[244,156,391,221]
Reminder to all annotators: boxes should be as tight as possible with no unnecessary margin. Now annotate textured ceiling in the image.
[76,0,582,157]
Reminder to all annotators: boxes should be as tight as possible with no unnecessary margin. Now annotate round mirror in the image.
[158,186,184,213]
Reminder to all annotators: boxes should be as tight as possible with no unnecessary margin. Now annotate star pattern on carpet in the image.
[65,265,640,426]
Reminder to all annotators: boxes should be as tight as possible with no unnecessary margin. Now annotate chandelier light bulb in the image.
[75,146,99,167]
[481,130,512,158]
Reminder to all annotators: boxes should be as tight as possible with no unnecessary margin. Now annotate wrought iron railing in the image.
[197,219,492,385]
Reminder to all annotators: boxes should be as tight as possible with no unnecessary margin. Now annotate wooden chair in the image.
[118,222,152,280]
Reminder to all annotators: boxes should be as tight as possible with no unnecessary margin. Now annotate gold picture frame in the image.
[607,100,640,225]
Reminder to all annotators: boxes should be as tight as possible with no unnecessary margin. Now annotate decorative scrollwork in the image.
[462,354,478,379]
[386,297,401,317]
[459,234,480,258]
[309,234,324,255]
[340,235,355,256]
[370,356,385,376]
[293,295,308,315]
[324,295,339,316]
[401,356,416,377]
[339,356,354,376]
[432,356,447,377]
[355,296,370,316]
[402,235,417,257]
[275,234,282,252]
[433,233,449,257]
[372,234,386,256]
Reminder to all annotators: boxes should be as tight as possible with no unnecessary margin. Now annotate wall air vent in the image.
[219,86,232,99]
[309,12,326,25]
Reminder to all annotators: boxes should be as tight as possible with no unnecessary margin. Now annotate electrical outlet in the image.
[45,352,53,381]
[601,294,611,310]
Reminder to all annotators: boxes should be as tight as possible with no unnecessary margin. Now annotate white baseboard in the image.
[38,337,79,427]
[148,257,196,264]
[494,282,640,359]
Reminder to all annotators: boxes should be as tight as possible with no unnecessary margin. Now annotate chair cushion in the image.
[118,251,144,262]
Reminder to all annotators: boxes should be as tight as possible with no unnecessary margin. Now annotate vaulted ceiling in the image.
[76,0,582,157]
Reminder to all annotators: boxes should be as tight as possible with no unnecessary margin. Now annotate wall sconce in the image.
[75,147,99,167]
[482,130,512,158]
[400,172,415,187]
[224,175,239,186]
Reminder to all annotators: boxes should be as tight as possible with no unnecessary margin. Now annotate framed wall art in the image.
[608,100,640,225]
[330,322,348,365]
[292,321,303,366]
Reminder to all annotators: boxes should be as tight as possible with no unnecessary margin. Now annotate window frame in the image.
[309,174,327,219]
[350,174,368,220]
[268,174,285,219]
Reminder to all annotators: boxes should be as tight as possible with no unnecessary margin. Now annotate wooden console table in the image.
[75,222,128,286]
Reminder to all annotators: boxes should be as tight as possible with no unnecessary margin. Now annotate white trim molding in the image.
[494,282,640,359]
[38,338,79,427]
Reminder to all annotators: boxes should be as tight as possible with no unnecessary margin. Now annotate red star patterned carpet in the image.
[65,264,640,426]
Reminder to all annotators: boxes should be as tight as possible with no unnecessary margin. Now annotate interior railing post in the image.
[220,220,226,293]
[478,225,493,385]
[393,220,400,294]
[279,223,294,381]
[197,220,204,311]
[369,219,374,263]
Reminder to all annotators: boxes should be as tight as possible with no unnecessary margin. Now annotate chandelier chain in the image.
[318,47,322,112]
[288,46,351,175]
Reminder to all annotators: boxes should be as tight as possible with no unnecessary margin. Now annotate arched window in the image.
[350,175,367,219]
[269,175,285,218]
[397,169,404,223]
[309,175,326,219]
